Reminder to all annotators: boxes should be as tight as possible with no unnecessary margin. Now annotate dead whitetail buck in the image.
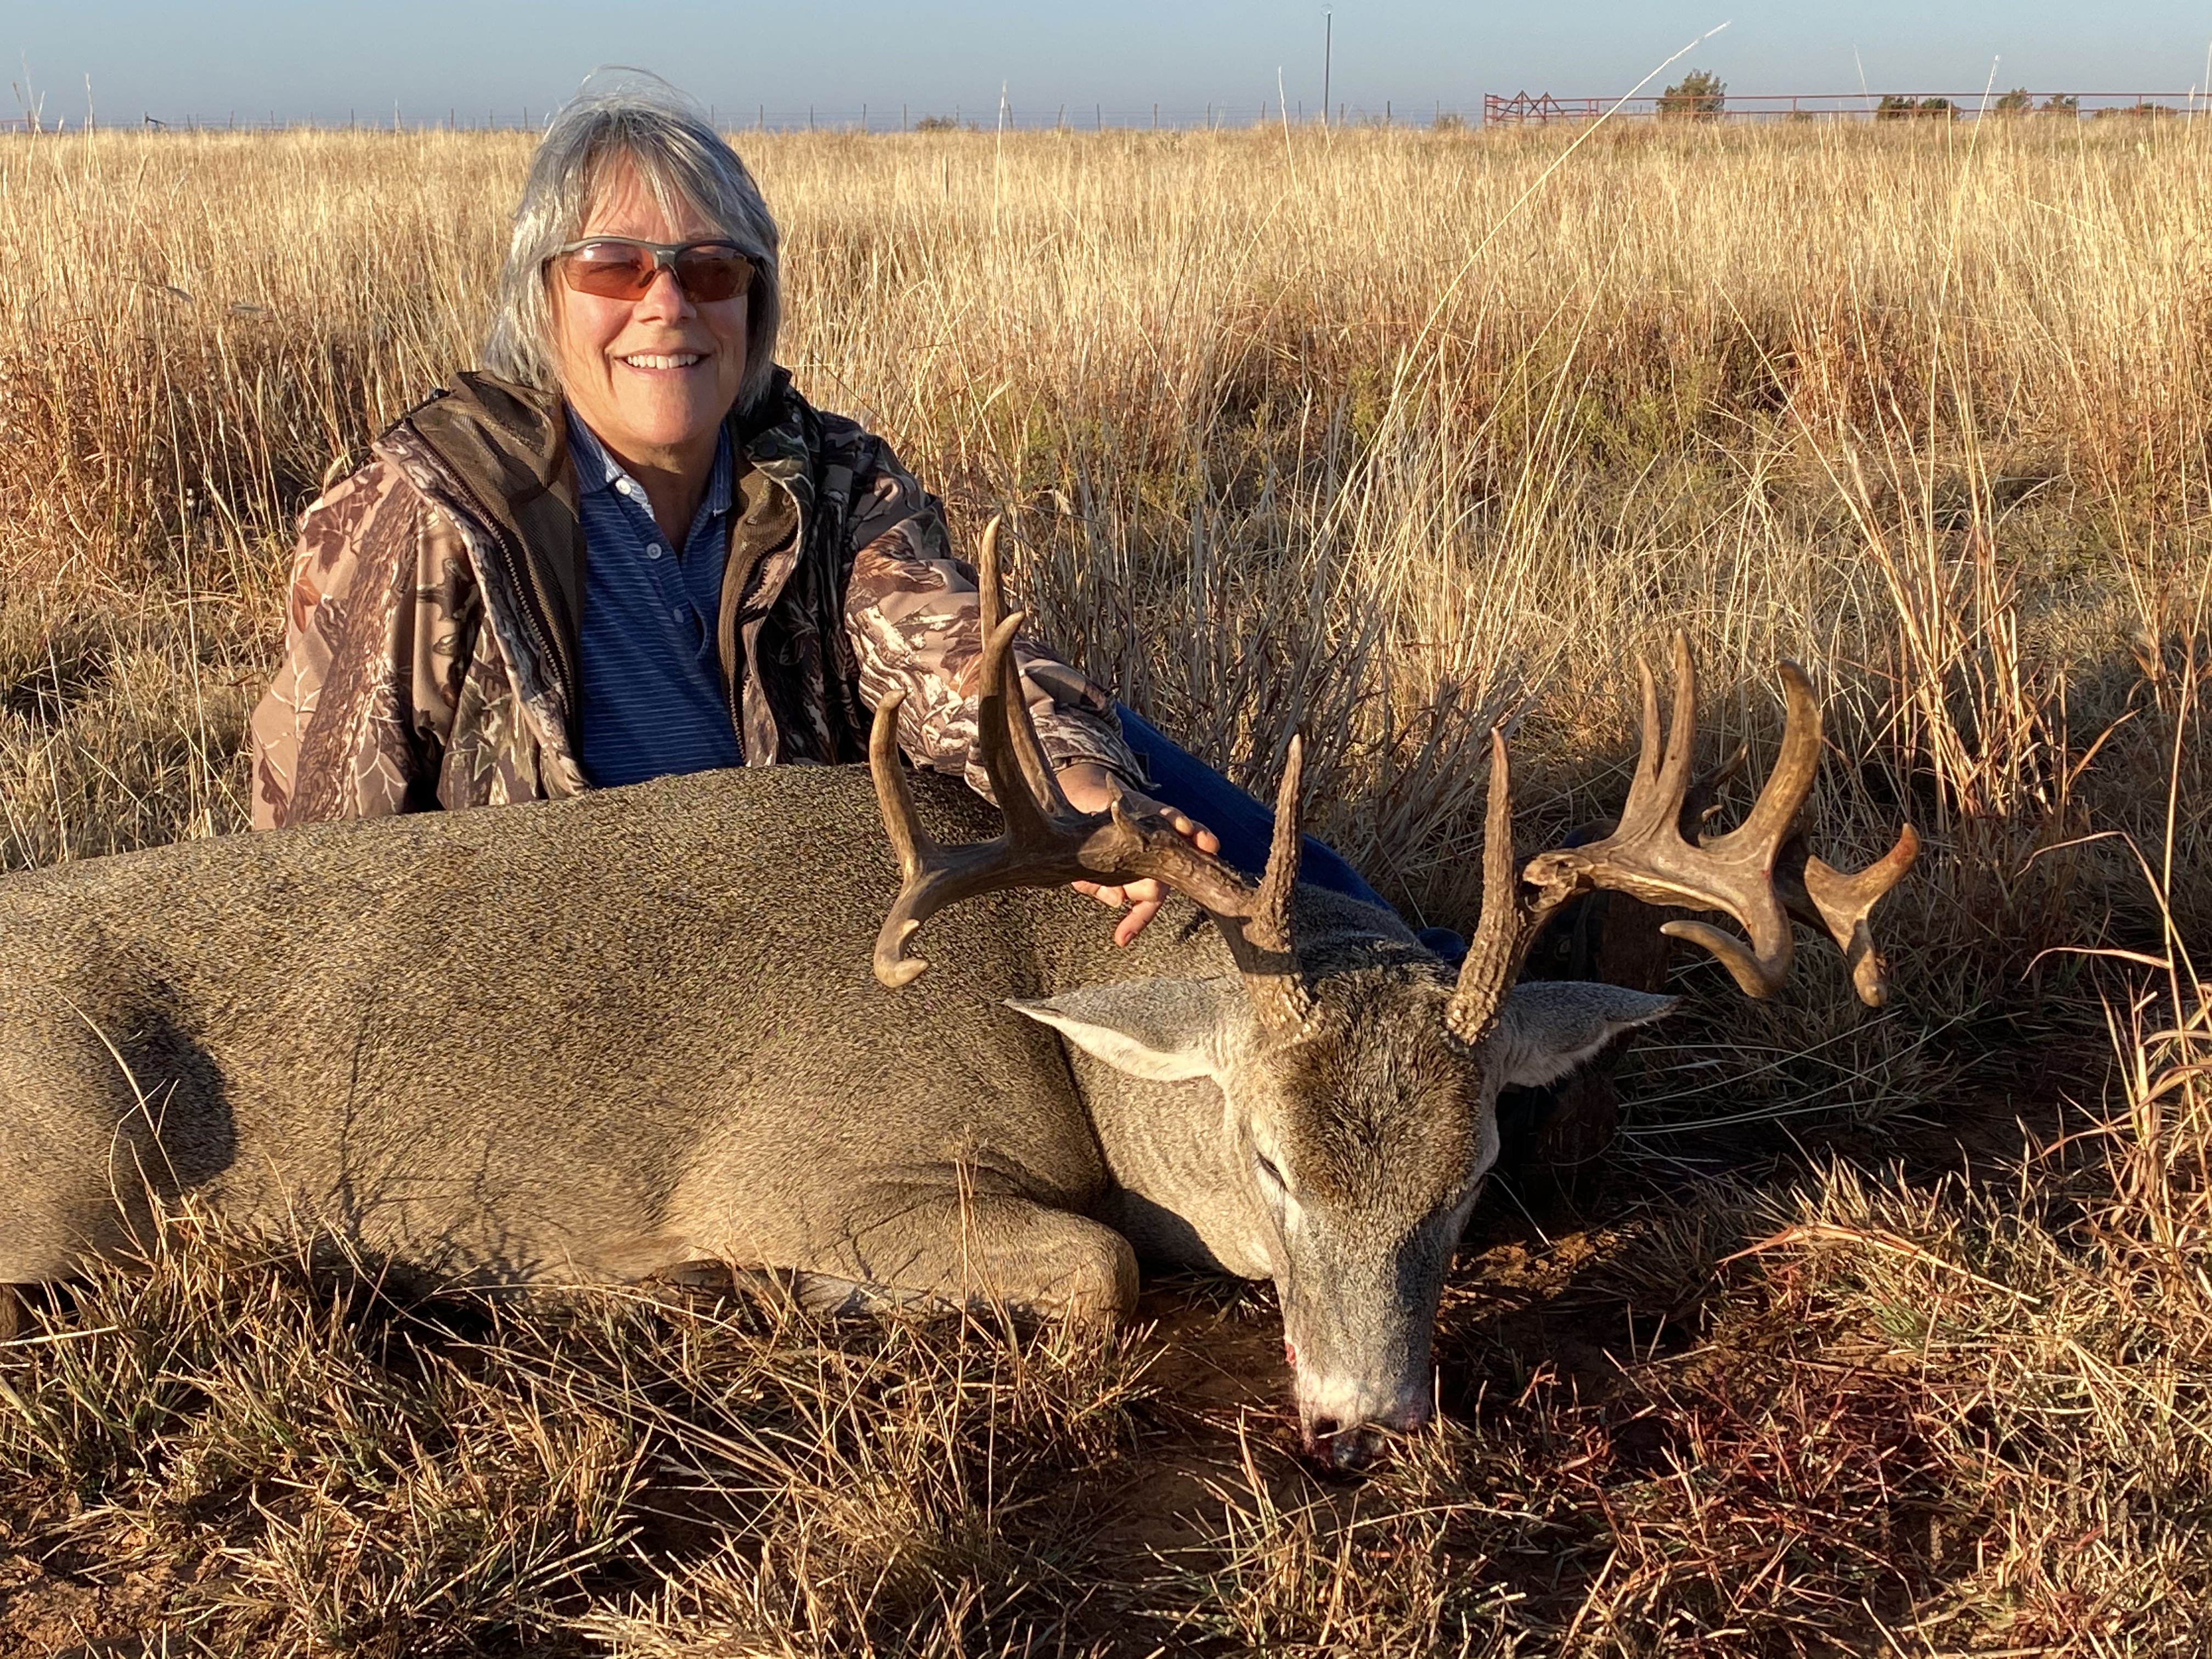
[0,525,1913,1468]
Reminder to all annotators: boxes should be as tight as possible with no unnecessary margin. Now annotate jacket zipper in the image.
[418,439,578,718]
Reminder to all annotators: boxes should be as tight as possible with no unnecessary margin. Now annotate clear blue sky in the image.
[10,2,2212,126]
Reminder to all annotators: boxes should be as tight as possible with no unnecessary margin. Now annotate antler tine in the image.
[1448,729,1553,1043]
[1655,632,1699,814]
[869,692,960,987]
[1713,661,1822,853]
[973,610,1060,848]
[1235,735,1313,1035]
[1250,735,1305,956]
[1634,657,1664,798]
[974,515,1075,821]
[977,515,1006,636]
[870,690,934,890]
[1612,636,1696,839]
[1782,824,1921,1006]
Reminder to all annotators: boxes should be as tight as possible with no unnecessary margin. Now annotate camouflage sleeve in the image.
[247,457,479,828]
[840,442,1145,800]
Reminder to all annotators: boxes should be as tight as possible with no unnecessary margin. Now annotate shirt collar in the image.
[699,421,735,520]
[565,409,625,497]
[565,409,734,521]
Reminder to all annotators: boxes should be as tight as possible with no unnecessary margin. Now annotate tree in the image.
[1876,95,1956,122]
[1656,70,1725,122]
[1993,88,2032,116]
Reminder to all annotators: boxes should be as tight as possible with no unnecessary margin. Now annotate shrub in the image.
[913,114,958,133]
[1992,88,2032,116]
[1657,70,1726,122]
[1876,95,1956,122]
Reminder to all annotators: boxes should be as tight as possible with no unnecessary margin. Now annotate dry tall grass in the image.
[1,120,2209,1654]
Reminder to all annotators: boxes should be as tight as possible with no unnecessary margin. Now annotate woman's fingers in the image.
[1150,804,1221,854]
[1070,876,1173,946]
[1115,895,1164,947]
[1051,768,1224,945]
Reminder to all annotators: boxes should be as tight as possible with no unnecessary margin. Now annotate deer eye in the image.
[1254,1153,1287,1192]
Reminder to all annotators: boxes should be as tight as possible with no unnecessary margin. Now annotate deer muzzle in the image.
[1296,1369,1432,1470]
[1282,1249,1444,1470]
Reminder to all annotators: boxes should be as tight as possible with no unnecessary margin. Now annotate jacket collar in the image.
[386,368,814,712]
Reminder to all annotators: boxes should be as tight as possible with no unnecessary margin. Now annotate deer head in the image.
[871,520,1917,1469]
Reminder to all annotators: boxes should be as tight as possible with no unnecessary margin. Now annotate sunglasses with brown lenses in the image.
[550,236,758,304]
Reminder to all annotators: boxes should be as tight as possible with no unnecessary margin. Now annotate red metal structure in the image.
[1482,91,2202,126]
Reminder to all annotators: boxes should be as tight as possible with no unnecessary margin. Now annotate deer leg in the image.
[796,1185,1139,1327]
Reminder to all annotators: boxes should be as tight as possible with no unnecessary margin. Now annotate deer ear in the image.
[1008,977,1237,1082]
[1488,981,1679,1088]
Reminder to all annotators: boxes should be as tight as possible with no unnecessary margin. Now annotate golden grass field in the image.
[0,117,2208,1654]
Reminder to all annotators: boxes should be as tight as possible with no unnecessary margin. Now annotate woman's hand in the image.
[1055,763,1222,947]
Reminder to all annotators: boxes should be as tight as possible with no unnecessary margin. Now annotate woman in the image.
[249,77,1392,945]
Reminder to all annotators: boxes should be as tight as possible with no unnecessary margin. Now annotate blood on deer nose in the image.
[1300,1415,1391,1472]
[1283,1339,1297,1367]
[1328,1424,1389,1470]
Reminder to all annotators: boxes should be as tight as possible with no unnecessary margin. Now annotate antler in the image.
[1777,825,1922,1007]
[1446,635,1917,1039]
[871,517,1313,1036]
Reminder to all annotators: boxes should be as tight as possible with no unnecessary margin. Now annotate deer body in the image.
[0,763,1665,1461]
[2,770,1119,1296]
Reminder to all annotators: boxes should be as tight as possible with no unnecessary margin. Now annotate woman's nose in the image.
[631,263,692,321]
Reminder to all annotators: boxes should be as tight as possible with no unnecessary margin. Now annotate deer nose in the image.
[1303,1417,1392,1471]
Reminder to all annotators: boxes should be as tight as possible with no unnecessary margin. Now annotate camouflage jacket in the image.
[249,370,1139,828]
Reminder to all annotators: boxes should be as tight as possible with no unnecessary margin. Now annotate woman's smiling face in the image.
[548,158,749,475]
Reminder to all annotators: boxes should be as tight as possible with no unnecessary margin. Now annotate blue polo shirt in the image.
[569,414,744,787]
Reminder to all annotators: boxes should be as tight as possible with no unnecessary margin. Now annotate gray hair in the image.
[483,74,782,417]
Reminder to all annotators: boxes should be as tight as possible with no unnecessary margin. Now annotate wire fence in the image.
[2,91,2208,137]
[0,101,1453,137]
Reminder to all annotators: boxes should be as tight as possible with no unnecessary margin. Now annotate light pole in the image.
[1322,10,1333,127]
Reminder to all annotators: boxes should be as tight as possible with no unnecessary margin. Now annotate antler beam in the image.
[869,517,1313,1035]
[1447,635,1918,1037]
